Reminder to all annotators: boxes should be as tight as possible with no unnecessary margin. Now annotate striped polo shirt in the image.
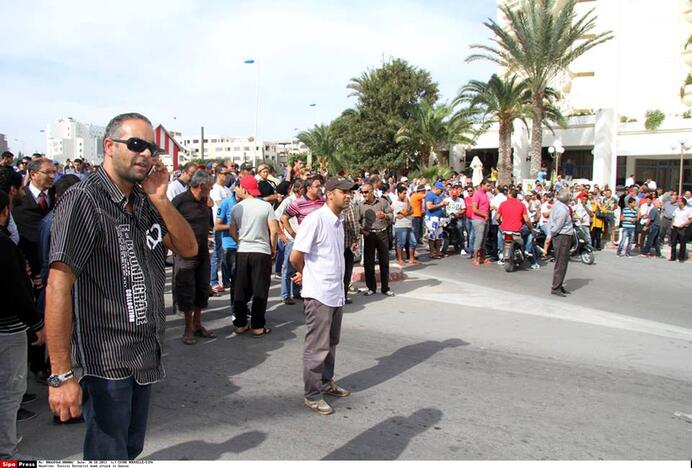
[621,207,637,229]
[284,195,325,224]
[49,167,169,384]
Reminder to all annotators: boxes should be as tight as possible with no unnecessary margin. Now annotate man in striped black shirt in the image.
[45,113,197,460]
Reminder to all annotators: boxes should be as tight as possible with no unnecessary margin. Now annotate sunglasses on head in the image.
[111,137,162,156]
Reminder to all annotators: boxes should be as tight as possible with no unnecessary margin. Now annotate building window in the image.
[243,146,250,151]
[193,139,199,144]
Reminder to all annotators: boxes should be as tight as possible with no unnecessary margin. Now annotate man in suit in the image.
[12,157,55,384]
[13,158,56,279]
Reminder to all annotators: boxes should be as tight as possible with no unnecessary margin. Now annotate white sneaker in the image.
[363,290,376,296]
[497,260,504,265]
[304,398,334,415]
[530,264,540,270]
[460,249,467,255]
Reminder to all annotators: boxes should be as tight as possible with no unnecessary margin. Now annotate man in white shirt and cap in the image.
[290,176,355,415]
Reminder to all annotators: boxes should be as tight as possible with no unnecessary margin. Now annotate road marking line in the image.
[404,271,692,341]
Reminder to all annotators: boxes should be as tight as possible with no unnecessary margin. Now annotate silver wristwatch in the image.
[47,370,75,388]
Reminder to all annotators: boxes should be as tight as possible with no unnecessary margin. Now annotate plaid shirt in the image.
[342,200,361,252]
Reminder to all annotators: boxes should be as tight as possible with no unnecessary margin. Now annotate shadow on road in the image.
[144,430,267,460]
[339,339,469,393]
[563,278,592,292]
[322,408,443,460]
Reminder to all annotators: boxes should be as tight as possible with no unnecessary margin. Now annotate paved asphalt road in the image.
[18,248,692,460]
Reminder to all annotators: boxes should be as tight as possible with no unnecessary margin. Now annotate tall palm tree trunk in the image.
[497,121,513,186]
[529,90,544,179]
[420,148,430,168]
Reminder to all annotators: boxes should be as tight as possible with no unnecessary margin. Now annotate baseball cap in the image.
[400,176,409,183]
[434,181,445,190]
[240,162,253,172]
[239,175,261,196]
[325,176,357,191]
[424,184,431,191]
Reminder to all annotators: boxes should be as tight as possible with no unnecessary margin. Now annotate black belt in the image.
[369,228,388,233]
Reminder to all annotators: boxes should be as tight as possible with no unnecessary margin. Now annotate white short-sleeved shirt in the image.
[166,179,187,201]
[639,203,651,225]
[292,205,345,307]
[539,202,552,226]
[210,183,231,219]
[672,206,692,228]
[490,193,506,225]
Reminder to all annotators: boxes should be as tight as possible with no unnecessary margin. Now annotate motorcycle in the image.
[501,230,527,272]
[534,221,595,265]
[441,217,464,254]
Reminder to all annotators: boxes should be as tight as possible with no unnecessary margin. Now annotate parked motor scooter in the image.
[534,221,595,265]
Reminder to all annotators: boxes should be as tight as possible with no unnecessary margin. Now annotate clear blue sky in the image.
[0,0,498,154]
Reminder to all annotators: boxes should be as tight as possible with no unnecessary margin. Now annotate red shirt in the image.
[464,197,474,219]
[497,198,527,232]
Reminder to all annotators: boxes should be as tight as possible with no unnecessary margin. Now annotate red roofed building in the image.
[154,124,184,170]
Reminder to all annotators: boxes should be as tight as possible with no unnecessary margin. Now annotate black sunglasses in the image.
[111,137,162,156]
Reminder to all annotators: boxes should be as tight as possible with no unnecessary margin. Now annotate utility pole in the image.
[200,126,205,161]
[680,144,685,195]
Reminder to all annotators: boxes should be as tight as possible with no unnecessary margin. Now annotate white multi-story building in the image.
[46,117,105,164]
[0,133,8,154]
[456,0,692,192]
[177,135,263,166]
[176,135,306,169]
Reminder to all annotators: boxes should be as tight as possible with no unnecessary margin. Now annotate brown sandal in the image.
[252,327,272,337]
[193,327,216,338]
[182,333,197,345]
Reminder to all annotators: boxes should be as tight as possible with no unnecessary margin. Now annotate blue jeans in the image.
[520,225,538,266]
[394,227,416,249]
[412,217,424,245]
[275,239,286,274]
[210,231,230,287]
[281,241,301,299]
[0,332,27,459]
[642,225,661,256]
[617,227,635,256]
[81,376,152,460]
[465,218,475,257]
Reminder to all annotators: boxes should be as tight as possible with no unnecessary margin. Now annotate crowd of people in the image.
[1,112,691,460]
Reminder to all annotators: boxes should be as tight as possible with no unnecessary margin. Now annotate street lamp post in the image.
[307,103,317,167]
[548,143,564,184]
[244,59,260,168]
[671,140,690,194]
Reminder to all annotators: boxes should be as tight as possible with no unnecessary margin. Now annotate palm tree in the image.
[394,101,477,168]
[467,0,613,178]
[456,74,565,186]
[296,124,341,173]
